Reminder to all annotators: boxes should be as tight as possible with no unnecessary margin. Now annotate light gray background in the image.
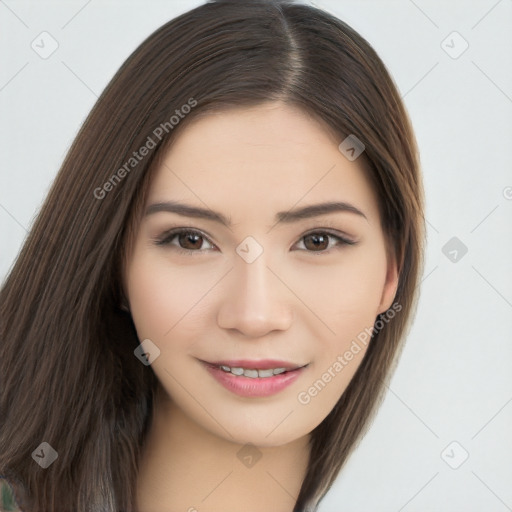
[1,1,511,510]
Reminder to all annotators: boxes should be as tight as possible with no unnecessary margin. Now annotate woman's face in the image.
[124,101,398,447]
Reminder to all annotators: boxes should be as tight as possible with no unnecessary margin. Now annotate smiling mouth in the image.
[216,365,293,378]
[201,359,309,379]
[201,359,310,397]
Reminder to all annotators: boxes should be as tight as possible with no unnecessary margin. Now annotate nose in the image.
[216,254,293,338]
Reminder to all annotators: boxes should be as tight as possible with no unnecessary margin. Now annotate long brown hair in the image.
[0,1,424,510]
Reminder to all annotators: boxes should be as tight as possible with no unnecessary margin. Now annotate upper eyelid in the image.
[156,226,356,248]
[157,227,215,245]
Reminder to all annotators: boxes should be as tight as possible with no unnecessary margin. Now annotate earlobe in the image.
[378,258,399,315]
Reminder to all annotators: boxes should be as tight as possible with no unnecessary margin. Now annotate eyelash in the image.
[154,227,357,255]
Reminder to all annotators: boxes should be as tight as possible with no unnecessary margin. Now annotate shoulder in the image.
[0,478,23,512]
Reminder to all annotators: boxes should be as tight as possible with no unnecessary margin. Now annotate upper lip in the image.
[202,359,307,371]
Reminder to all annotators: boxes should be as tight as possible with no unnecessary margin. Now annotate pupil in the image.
[180,232,201,249]
[306,234,328,251]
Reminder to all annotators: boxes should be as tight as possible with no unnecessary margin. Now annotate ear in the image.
[377,252,399,315]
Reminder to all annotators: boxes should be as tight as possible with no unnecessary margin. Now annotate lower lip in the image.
[203,363,306,397]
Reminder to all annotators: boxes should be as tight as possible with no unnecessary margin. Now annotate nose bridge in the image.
[216,246,292,335]
[236,251,274,304]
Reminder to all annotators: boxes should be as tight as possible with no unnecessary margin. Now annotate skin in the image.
[124,101,398,512]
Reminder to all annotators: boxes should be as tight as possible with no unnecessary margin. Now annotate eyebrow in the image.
[144,200,367,226]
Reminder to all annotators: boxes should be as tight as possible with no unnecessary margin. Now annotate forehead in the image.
[146,102,380,225]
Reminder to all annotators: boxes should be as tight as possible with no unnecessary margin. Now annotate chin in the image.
[202,413,313,448]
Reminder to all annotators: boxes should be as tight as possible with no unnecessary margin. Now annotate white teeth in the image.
[217,365,289,377]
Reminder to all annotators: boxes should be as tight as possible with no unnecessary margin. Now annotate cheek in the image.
[291,243,388,340]
[292,243,388,396]
[125,249,214,341]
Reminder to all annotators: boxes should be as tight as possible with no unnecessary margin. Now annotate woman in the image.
[0,0,424,510]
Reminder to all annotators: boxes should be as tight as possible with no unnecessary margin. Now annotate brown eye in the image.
[156,228,355,255]
[303,233,329,251]
[295,231,356,253]
[156,229,215,253]
[177,231,204,250]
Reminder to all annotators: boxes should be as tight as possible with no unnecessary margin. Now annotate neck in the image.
[136,384,310,512]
